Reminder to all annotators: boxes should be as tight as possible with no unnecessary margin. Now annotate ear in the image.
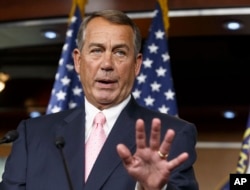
[135,53,143,76]
[73,48,81,74]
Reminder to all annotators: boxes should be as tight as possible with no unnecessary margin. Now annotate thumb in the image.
[116,144,133,165]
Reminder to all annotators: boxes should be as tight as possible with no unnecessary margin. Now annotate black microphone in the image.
[55,136,74,190]
[0,130,19,144]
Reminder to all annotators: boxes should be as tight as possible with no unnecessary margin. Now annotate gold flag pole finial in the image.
[158,0,169,32]
[68,0,88,23]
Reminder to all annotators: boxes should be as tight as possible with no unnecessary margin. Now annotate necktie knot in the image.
[94,112,106,126]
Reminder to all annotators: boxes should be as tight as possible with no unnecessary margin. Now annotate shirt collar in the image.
[85,95,131,134]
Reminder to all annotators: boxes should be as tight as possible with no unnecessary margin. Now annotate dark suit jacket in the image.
[0,97,198,190]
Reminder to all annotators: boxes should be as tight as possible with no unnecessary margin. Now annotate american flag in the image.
[218,110,250,190]
[46,4,84,114]
[236,111,250,174]
[132,1,178,116]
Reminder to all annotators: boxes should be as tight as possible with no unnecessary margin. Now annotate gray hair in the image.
[76,10,142,56]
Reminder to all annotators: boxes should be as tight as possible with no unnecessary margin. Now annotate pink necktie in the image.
[85,112,106,181]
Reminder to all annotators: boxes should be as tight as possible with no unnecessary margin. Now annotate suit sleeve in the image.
[167,123,199,190]
[0,120,27,190]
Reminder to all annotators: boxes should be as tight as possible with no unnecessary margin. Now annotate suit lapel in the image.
[55,108,86,190]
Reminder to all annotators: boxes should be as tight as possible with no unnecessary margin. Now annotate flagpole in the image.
[158,0,169,32]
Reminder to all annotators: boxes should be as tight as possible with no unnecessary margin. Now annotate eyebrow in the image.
[88,43,104,48]
[112,44,129,51]
[88,43,130,51]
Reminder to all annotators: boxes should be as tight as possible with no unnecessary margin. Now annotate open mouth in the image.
[97,79,116,84]
[96,79,117,87]
[98,80,112,84]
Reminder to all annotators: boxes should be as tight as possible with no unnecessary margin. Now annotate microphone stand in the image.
[55,136,74,190]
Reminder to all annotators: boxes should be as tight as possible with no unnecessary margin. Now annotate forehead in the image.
[84,17,134,41]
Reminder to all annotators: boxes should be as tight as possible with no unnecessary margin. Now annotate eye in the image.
[90,48,103,54]
[114,49,126,57]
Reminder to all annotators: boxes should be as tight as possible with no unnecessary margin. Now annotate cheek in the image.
[79,62,97,82]
[120,65,136,84]
[80,65,90,80]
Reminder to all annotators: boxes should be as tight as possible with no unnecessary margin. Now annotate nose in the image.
[101,52,114,72]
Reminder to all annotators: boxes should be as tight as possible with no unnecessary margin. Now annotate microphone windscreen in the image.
[55,136,65,148]
[4,130,19,143]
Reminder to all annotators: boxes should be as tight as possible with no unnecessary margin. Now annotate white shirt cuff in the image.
[135,182,167,190]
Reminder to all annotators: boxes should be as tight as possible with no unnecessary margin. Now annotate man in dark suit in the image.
[0,10,198,190]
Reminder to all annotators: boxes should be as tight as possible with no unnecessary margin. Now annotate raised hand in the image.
[116,118,189,190]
